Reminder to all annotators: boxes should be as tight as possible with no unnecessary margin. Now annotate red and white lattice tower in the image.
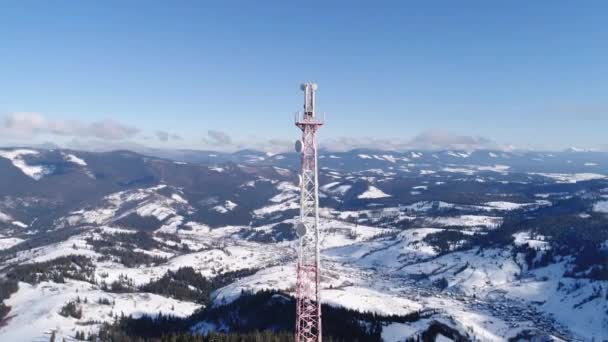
[294,82,324,342]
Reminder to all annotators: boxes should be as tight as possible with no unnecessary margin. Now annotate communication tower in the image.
[294,82,324,342]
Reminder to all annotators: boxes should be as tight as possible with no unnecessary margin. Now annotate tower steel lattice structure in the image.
[294,82,324,342]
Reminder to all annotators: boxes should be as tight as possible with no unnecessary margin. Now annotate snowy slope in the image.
[1,280,199,342]
[358,186,391,199]
[0,149,51,180]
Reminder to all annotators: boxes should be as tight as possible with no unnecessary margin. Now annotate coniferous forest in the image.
[70,290,458,342]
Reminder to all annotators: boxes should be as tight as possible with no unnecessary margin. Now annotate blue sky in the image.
[0,1,606,152]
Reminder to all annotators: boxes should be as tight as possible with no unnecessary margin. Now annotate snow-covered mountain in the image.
[0,147,606,341]
[148,148,608,176]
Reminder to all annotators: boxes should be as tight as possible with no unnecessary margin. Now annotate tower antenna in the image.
[294,82,324,342]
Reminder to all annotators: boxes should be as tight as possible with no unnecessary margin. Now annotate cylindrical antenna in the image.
[302,82,318,117]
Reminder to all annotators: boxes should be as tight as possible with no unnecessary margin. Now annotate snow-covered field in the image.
[63,153,87,166]
[0,236,25,250]
[358,186,391,199]
[593,200,608,213]
[429,215,502,229]
[3,280,199,342]
[530,172,606,183]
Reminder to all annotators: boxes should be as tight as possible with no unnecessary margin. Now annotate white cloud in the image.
[87,120,139,140]
[247,138,292,153]
[156,131,182,142]
[1,112,139,140]
[0,113,522,153]
[197,129,512,153]
[407,130,504,151]
[202,130,232,146]
[64,138,150,152]
[320,130,509,152]
[201,130,290,153]
[156,131,169,142]
[320,136,407,152]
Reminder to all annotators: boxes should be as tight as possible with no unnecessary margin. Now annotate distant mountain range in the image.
[5,145,608,173]
[129,147,608,174]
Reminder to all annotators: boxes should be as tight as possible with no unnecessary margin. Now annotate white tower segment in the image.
[294,82,324,342]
